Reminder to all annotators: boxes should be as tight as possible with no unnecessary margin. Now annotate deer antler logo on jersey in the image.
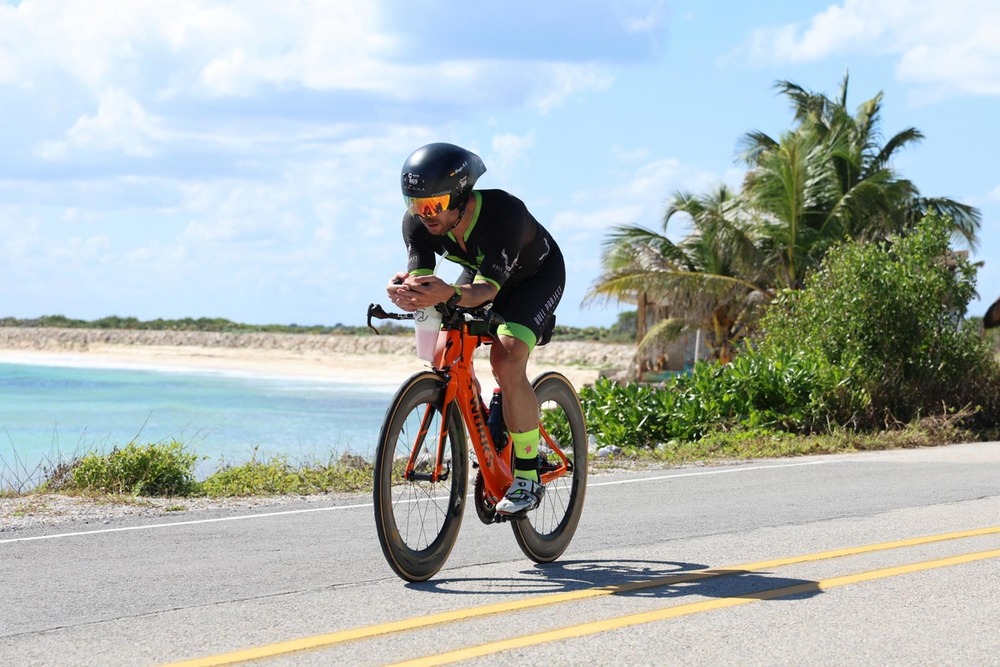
[500,248,518,275]
[538,238,551,263]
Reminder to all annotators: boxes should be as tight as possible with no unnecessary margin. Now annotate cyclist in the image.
[387,142,565,515]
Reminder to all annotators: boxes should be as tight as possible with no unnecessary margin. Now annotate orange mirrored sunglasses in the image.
[405,194,451,217]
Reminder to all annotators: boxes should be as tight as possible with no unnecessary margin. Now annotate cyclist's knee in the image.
[490,336,529,382]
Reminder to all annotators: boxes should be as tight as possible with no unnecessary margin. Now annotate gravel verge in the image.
[0,493,345,533]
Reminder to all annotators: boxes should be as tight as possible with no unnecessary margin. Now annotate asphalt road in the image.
[2,441,999,666]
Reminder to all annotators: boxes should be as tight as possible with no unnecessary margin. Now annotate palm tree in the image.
[740,74,980,255]
[585,185,764,364]
[738,127,845,290]
[589,73,981,371]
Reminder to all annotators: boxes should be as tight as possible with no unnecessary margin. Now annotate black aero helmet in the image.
[401,143,486,217]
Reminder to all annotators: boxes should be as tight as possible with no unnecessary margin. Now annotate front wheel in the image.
[373,372,468,582]
[511,372,588,562]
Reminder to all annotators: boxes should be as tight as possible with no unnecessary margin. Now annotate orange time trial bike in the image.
[366,301,588,582]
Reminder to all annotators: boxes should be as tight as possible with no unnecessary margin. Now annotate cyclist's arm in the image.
[451,280,497,307]
[401,276,497,310]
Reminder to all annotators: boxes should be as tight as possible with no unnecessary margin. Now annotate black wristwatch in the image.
[446,285,462,306]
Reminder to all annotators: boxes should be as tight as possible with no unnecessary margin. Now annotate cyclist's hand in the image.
[397,275,449,310]
[387,272,413,310]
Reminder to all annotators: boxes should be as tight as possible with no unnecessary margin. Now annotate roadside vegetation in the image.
[26,442,373,498]
[581,215,999,454]
[3,73,998,502]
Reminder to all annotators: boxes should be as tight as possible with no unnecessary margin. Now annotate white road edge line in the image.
[588,459,835,487]
[0,459,836,545]
[0,502,374,545]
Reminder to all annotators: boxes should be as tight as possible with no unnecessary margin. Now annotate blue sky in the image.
[1,0,997,328]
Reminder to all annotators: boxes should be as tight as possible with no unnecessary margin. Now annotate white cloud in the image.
[189,4,394,98]
[488,133,535,181]
[623,7,665,33]
[0,0,613,112]
[612,145,651,163]
[48,235,112,267]
[0,1,231,89]
[0,206,113,285]
[551,157,722,235]
[178,181,300,245]
[37,89,166,159]
[526,63,615,113]
[0,209,42,264]
[738,0,1000,97]
[0,1,388,94]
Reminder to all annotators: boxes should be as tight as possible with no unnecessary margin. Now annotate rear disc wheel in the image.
[511,372,588,563]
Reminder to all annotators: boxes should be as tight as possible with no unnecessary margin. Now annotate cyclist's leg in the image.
[511,371,588,561]
[490,252,565,514]
[491,333,545,514]
[490,332,539,479]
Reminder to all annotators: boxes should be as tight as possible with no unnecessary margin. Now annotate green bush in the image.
[580,348,865,450]
[64,441,201,496]
[693,347,865,432]
[199,454,372,496]
[36,445,374,497]
[756,213,1000,427]
[200,457,303,496]
[580,377,681,448]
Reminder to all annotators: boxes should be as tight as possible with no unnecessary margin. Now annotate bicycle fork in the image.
[402,404,451,483]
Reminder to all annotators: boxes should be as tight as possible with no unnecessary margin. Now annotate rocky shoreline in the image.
[0,327,636,369]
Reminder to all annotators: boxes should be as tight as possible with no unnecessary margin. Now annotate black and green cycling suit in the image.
[402,189,565,350]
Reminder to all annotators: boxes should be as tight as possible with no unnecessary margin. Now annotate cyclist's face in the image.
[418,208,460,235]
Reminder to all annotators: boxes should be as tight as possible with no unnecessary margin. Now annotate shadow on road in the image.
[413,558,822,602]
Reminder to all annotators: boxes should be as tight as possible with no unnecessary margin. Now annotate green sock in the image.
[511,428,540,483]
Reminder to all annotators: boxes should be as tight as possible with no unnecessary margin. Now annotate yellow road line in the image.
[160,525,1000,667]
[392,547,1000,667]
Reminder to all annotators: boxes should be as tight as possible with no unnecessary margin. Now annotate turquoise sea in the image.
[0,361,396,489]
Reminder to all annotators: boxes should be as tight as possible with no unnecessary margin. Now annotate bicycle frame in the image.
[369,303,572,506]
[370,301,588,580]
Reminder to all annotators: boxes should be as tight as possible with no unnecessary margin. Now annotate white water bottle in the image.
[413,305,442,362]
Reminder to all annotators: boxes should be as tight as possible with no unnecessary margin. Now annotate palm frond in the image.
[869,127,924,174]
[737,131,779,166]
[636,317,689,354]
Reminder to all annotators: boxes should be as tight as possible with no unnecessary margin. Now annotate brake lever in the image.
[367,303,413,334]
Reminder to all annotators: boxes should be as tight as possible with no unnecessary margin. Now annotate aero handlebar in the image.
[366,302,504,336]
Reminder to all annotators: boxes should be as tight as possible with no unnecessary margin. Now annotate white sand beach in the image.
[0,328,634,392]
